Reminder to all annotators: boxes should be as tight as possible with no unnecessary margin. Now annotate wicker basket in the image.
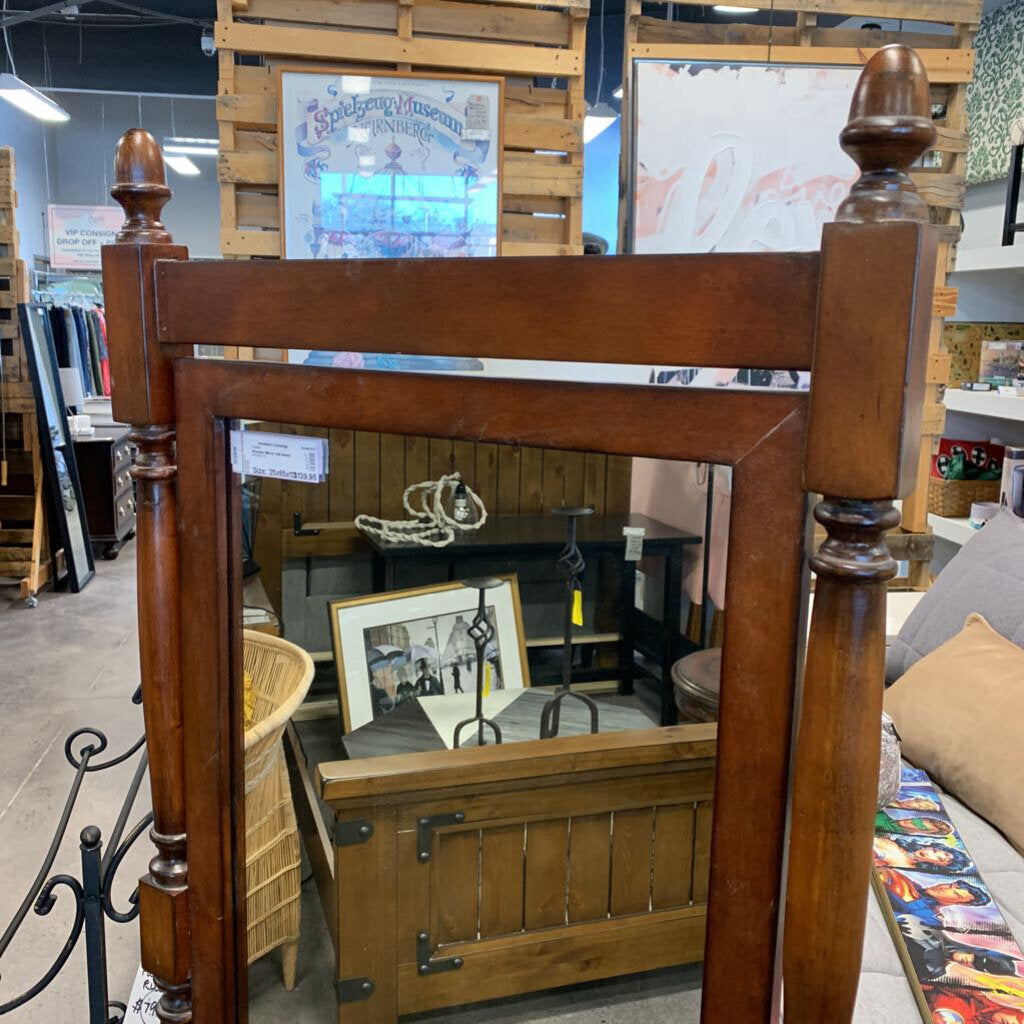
[927,477,1000,518]
[243,630,314,990]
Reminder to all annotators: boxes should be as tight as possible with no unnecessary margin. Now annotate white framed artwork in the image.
[631,61,860,255]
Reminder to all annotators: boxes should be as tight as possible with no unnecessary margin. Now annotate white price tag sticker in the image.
[622,526,645,562]
[230,430,328,484]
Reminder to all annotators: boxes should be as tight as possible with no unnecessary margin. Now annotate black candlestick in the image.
[539,506,599,739]
[452,577,504,747]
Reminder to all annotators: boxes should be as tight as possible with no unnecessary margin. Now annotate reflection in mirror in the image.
[239,430,729,1022]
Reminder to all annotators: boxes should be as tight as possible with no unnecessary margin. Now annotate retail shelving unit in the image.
[0,147,51,603]
[617,0,981,588]
[929,386,1024,547]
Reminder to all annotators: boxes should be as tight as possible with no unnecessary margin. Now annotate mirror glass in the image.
[18,303,94,592]
[237,425,731,1022]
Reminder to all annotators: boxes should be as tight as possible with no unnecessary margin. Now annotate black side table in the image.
[362,512,699,725]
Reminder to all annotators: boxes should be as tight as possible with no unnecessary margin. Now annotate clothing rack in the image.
[31,287,112,401]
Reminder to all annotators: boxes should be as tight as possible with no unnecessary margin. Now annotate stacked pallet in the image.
[215,0,589,274]
[0,147,49,603]
[618,1,981,587]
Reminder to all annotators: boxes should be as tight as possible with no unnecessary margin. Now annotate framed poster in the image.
[47,204,123,271]
[328,575,529,733]
[631,61,860,255]
[279,67,502,260]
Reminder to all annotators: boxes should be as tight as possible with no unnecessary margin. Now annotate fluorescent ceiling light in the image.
[163,153,201,176]
[165,136,218,145]
[163,144,217,157]
[713,5,758,12]
[583,102,617,144]
[0,73,70,123]
[612,85,623,99]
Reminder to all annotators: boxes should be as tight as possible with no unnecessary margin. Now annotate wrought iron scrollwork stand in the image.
[452,578,504,747]
[0,686,152,1023]
[539,506,600,739]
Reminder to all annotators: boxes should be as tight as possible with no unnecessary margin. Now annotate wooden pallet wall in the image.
[618,1,980,564]
[216,0,589,262]
[252,426,632,614]
[0,147,50,600]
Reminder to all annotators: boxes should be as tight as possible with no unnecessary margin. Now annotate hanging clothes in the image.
[71,307,94,395]
[47,306,69,367]
[94,308,111,396]
[62,306,86,390]
[85,311,103,396]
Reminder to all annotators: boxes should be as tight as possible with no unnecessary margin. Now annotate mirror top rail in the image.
[151,252,820,371]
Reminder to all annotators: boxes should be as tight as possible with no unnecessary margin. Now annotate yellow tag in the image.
[571,587,583,627]
[483,662,492,696]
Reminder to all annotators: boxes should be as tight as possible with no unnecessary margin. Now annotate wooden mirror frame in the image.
[102,47,937,1024]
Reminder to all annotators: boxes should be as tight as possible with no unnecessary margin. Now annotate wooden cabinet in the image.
[73,425,136,558]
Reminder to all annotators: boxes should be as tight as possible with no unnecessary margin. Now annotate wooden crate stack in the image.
[215,0,589,287]
[0,147,50,602]
[618,0,980,588]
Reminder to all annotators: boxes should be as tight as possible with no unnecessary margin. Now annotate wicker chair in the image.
[243,630,314,989]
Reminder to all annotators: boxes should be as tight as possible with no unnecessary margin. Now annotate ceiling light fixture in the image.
[163,153,201,176]
[0,73,70,122]
[713,5,758,12]
[612,85,623,99]
[163,136,218,157]
[583,101,618,144]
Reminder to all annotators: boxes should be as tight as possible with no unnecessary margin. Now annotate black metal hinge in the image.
[336,976,374,1003]
[416,811,464,862]
[335,818,374,847]
[416,931,463,976]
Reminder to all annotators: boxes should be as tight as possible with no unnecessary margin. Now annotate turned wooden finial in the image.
[837,45,936,224]
[110,128,173,244]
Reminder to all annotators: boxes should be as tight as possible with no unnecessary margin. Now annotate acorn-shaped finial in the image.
[837,45,936,224]
[110,128,173,244]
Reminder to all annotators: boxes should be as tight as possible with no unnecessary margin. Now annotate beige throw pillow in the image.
[884,613,1024,855]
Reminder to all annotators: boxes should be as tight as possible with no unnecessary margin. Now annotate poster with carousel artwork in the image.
[279,67,502,261]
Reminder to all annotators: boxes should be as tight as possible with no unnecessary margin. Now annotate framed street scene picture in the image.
[329,575,529,733]
[278,66,503,261]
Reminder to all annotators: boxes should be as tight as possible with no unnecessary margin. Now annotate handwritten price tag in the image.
[123,967,161,1023]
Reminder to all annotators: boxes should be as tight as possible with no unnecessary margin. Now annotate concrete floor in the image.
[0,542,704,1021]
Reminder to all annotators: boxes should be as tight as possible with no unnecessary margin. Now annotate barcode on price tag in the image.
[229,430,328,484]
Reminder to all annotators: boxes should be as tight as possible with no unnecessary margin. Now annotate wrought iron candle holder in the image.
[452,577,504,747]
[539,506,600,739]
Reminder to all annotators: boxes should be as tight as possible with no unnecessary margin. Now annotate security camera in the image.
[201,28,216,57]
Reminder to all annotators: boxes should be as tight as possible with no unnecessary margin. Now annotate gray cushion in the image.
[886,510,1024,683]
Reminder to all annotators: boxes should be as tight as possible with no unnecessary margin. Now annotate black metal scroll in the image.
[0,686,152,1023]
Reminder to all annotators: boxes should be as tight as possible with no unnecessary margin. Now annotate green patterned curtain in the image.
[967,0,1024,184]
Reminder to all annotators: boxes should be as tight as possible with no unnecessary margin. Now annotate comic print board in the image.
[873,767,1024,1024]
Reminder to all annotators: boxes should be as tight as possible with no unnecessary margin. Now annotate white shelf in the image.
[944,388,1024,422]
[952,246,1024,275]
[928,513,977,547]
